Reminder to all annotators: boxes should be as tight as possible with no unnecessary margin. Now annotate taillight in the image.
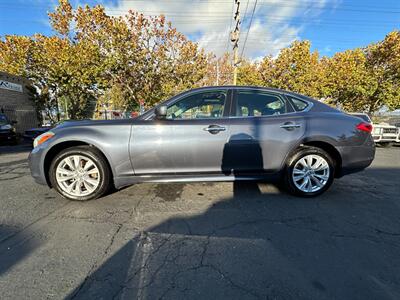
[356,122,372,133]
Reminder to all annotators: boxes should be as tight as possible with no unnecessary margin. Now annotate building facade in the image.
[0,71,38,133]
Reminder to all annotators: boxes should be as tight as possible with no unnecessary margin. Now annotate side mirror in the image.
[155,105,167,120]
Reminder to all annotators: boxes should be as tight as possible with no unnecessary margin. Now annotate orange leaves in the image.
[0,35,32,76]
[48,0,73,36]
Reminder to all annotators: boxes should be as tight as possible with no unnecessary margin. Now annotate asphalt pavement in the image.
[0,144,399,300]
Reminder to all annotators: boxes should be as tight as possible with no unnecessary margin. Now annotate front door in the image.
[130,89,231,175]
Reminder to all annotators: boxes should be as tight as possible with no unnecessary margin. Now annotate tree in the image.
[321,48,375,111]
[365,31,400,112]
[321,31,400,113]
[1,0,398,118]
[202,53,234,86]
[259,41,323,98]
[237,59,263,86]
[0,35,32,76]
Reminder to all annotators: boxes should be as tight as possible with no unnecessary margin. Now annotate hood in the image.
[54,119,134,129]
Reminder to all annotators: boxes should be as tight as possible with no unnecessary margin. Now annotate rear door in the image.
[130,89,232,175]
[225,89,307,174]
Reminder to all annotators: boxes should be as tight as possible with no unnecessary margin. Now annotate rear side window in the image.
[236,91,287,117]
[288,96,309,112]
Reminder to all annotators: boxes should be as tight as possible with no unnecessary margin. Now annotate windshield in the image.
[0,114,9,125]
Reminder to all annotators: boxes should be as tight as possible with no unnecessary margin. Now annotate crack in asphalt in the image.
[154,233,262,300]
[68,223,123,300]
[0,201,71,246]
[65,210,400,299]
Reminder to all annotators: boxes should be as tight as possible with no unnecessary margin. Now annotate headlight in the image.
[373,127,382,134]
[0,124,12,130]
[33,131,55,148]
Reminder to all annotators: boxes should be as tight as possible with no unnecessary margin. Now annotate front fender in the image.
[37,124,133,183]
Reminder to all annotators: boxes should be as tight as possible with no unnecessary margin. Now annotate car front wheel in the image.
[49,146,111,201]
[285,146,335,197]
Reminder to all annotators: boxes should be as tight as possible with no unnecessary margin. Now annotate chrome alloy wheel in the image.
[55,155,101,197]
[292,154,330,193]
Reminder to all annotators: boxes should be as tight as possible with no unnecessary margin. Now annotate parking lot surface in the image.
[0,145,399,299]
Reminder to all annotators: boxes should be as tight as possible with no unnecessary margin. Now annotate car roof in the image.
[185,85,319,102]
[349,112,369,116]
[189,85,304,94]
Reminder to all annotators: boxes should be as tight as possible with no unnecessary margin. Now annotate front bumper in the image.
[372,134,397,143]
[28,146,48,186]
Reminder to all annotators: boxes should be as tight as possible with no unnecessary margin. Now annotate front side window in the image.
[166,91,226,120]
[236,91,287,117]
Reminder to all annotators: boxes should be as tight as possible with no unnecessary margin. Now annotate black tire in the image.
[284,146,335,197]
[49,146,111,201]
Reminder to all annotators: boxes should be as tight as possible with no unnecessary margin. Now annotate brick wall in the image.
[0,71,39,133]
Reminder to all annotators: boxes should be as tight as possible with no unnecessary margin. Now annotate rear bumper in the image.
[336,139,375,177]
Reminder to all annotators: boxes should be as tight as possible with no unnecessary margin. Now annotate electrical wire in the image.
[240,0,257,59]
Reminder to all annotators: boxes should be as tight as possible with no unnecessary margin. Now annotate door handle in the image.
[203,125,226,134]
[280,122,301,129]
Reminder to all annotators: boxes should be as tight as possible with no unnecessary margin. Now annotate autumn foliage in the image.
[0,0,399,120]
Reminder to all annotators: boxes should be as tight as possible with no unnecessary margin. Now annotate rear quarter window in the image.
[288,96,309,112]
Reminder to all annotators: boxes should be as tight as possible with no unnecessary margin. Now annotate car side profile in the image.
[29,86,375,200]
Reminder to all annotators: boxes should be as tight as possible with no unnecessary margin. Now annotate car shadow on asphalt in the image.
[66,167,400,300]
[0,225,41,276]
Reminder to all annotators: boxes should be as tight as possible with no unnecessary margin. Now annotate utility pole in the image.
[231,0,241,85]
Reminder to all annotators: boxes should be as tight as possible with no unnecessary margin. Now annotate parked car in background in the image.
[0,113,18,145]
[394,123,400,145]
[29,86,375,201]
[24,126,52,143]
[372,123,398,147]
[24,120,77,145]
[349,113,399,147]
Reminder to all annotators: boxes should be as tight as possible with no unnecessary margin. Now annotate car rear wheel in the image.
[49,146,111,201]
[284,146,335,197]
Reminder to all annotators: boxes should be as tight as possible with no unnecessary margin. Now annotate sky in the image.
[0,0,399,59]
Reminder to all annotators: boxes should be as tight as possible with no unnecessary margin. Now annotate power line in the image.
[240,0,257,59]
[241,0,251,25]
[237,0,249,55]
[1,16,397,27]
[1,1,400,14]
